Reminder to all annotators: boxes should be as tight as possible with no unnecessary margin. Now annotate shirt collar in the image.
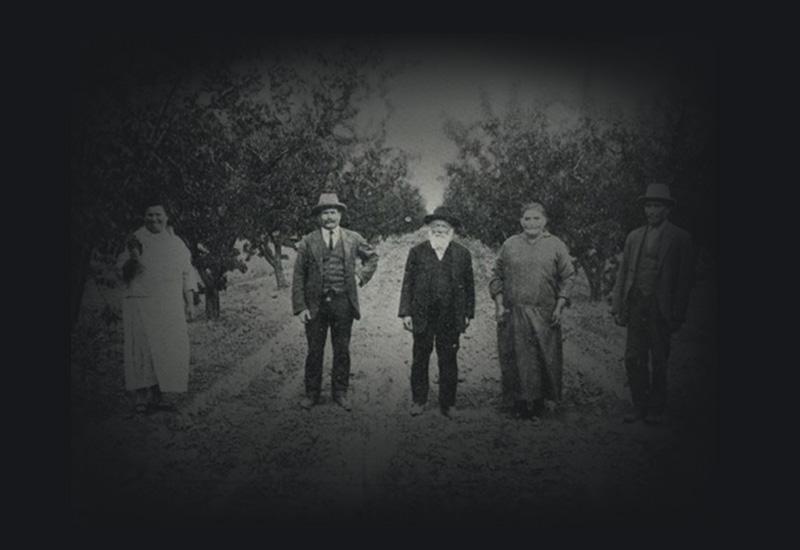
[321,226,341,242]
[428,240,451,261]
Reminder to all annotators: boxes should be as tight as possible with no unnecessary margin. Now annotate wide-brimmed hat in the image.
[423,206,461,229]
[311,192,347,216]
[638,183,676,206]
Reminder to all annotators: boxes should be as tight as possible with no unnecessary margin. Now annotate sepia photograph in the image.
[69,33,718,527]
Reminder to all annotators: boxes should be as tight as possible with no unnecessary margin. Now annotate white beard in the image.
[428,229,454,254]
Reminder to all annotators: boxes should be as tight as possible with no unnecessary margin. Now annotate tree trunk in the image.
[589,273,603,302]
[205,286,221,319]
[603,258,620,297]
[273,241,289,289]
[70,240,93,332]
[583,262,604,302]
[260,240,289,289]
[198,266,223,320]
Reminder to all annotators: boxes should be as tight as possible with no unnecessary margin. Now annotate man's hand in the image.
[402,316,413,332]
[464,318,471,329]
[299,309,312,324]
[613,312,626,327]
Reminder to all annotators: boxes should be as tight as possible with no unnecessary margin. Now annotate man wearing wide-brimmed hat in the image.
[292,193,379,411]
[611,184,694,425]
[398,206,475,418]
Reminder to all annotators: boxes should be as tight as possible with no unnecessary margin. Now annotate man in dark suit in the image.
[398,207,475,418]
[292,193,379,411]
[612,184,694,425]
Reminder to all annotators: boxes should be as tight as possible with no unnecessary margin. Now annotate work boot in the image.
[299,395,318,410]
[334,394,352,411]
[644,412,664,425]
[623,407,646,423]
[441,406,459,419]
[514,400,532,420]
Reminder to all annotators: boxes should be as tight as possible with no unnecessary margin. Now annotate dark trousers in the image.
[304,293,354,399]
[411,305,460,409]
[624,288,671,415]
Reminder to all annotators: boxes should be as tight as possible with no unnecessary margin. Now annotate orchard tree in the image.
[336,144,426,240]
[442,100,653,301]
[70,37,196,329]
[71,37,425,326]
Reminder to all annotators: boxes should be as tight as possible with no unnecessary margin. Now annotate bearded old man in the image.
[398,207,475,418]
[292,193,379,411]
[611,184,694,425]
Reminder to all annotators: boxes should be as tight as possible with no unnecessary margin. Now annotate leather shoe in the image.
[334,395,352,411]
[644,412,664,425]
[513,401,531,419]
[441,406,459,419]
[152,402,177,412]
[623,410,645,423]
[299,396,317,410]
[410,403,424,416]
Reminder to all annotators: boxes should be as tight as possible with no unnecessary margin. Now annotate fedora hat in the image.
[311,192,347,216]
[638,183,676,206]
[423,206,461,229]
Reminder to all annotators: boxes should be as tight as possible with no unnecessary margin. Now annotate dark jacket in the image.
[611,221,694,325]
[398,240,475,334]
[292,227,379,320]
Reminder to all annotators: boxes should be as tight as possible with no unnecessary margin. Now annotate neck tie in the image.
[329,230,334,251]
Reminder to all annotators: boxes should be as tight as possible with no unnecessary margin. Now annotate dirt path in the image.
[70,232,717,527]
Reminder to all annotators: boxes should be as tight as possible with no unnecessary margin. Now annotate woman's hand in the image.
[495,304,506,323]
[184,291,194,322]
[402,316,413,332]
[126,235,142,260]
[551,298,567,327]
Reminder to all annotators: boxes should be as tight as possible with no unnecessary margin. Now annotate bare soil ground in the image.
[70,231,717,527]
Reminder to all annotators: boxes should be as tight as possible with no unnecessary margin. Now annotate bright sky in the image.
[352,39,664,212]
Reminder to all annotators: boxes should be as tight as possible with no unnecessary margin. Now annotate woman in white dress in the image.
[118,200,194,414]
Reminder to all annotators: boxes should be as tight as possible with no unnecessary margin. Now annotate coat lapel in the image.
[309,230,325,275]
[657,222,675,272]
[448,243,459,281]
[341,228,352,266]
[630,227,646,279]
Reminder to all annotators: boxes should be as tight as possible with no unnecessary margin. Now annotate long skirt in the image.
[497,305,563,403]
[122,295,189,392]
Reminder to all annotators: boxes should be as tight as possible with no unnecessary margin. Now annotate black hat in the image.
[637,183,676,206]
[423,206,461,229]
